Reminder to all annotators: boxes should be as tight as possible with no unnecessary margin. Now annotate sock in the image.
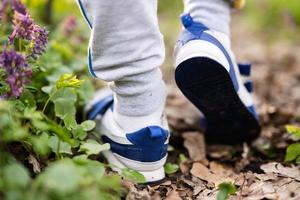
[183,0,231,35]
[113,96,165,133]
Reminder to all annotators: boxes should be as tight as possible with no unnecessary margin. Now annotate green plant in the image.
[244,0,300,40]
[285,125,300,163]
[164,163,179,175]
[217,182,237,200]
[0,1,144,199]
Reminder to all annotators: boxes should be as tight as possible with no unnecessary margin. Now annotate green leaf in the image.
[20,89,36,108]
[41,85,53,94]
[47,123,74,145]
[285,143,300,162]
[23,108,49,131]
[35,159,83,194]
[77,76,95,104]
[0,102,28,142]
[80,140,110,156]
[0,81,10,96]
[2,162,31,190]
[179,153,187,163]
[217,182,237,200]
[82,161,105,181]
[296,156,300,164]
[49,135,73,155]
[164,163,179,175]
[56,74,84,89]
[72,126,87,140]
[51,88,77,120]
[286,125,300,138]
[73,155,89,164]
[80,120,96,131]
[29,133,51,156]
[167,145,174,152]
[64,114,77,130]
[121,168,146,183]
[98,174,122,193]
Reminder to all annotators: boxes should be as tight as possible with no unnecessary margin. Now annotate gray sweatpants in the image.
[77,0,230,117]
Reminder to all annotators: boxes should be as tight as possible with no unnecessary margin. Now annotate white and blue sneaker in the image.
[86,90,170,183]
[174,13,260,144]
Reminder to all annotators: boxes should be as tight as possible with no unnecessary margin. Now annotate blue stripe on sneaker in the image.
[180,13,239,91]
[244,81,253,93]
[238,63,251,76]
[247,105,259,120]
[181,14,209,34]
[77,0,92,29]
[87,95,114,120]
[102,126,169,162]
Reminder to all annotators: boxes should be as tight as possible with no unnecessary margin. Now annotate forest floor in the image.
[124,16,300,200]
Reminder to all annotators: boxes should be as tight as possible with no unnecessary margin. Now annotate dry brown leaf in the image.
[260,162,300,181]
[165,190,182,200]
[166,86,201,131]
[207,145,236,159]
[179,161,190,174]
[183,132,208,163]
[160,180,172,186]
[254,173,277,182]
[196,189,218,200]
[276,181,300,199]
[27,154,41,173]
[190,162,235,187]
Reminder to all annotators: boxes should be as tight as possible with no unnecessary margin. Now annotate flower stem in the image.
[56,140,61,160]
[42,89,57,113]
[18,39,23,52]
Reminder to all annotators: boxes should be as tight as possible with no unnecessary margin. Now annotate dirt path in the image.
[125,16,300,200]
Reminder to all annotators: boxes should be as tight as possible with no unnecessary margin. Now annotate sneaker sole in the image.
[103,150,165,183]
[175,57,261,144]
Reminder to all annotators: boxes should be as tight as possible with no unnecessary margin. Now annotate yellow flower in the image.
[234,0,246,9]
[56,74,84,89]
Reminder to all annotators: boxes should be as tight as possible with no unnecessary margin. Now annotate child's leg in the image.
[77,0,169,183]
[78,0,166,126]
[175,0,260,144]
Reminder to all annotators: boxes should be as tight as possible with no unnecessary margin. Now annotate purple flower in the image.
[8,11,48,59]
[11,0,27,15]
[0,0,8,21]
[63,15,78,36]
[31,25,48,59]
[0,47,31,98]
[9,11,34,43]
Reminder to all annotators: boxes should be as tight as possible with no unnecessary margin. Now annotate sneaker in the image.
[174,13,260,144]
[86,89,170,183]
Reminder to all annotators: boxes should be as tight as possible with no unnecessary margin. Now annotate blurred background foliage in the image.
[158,0,300,41]
[244,0,300,40]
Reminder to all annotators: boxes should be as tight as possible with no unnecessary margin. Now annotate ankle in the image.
[113,102,165,133]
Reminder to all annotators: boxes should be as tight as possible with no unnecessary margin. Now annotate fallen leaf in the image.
[190,162,235,187]
[27,154,41,173]
[207,145,237,159]
[183,132,208,163]
[165,190,182,200]
[260,162,300,181]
